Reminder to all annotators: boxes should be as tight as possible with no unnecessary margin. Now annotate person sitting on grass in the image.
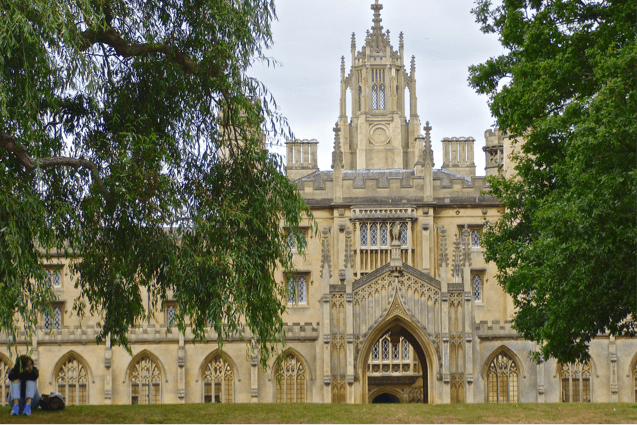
[8,355,40,416]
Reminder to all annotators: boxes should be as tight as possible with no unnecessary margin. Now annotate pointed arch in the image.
[357,296,438,404]
[125,350,165,405]
[368,387,405,403]
[49,351,93,405]
[272,349,310,403]
[198,350,238,403]
[558,359,592,402]
[0,353,11,406]
[482,346,522,403]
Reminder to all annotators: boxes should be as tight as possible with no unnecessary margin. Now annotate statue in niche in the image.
[391,222,400,243]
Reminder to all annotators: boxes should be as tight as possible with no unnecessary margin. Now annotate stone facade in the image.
[2,0,636,406]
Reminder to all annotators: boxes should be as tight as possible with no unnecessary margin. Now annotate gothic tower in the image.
[337,0,422,170]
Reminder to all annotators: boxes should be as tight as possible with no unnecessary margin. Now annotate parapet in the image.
[474,320,519,340]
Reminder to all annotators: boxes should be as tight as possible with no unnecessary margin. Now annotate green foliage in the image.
[0,0,314,368]
[470,0,637,362]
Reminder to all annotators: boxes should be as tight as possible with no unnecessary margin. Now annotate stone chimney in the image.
[285,139,319,181]
[441,137,476,177]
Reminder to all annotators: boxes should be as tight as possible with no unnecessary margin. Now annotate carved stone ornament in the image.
[320,226,332,279]
[438,226,448,267]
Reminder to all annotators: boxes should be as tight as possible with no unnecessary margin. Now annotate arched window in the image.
[202,353,234,403]
[368,333,416,375]
[487,351,519,403]
[559,360,591,402]
[56,355,89,405]
[358,86,362,112]
[130,355,161,405]
[275,352,306,403]
[472,275,482,302]
[372,85,378,110]
[379,84,385,109]
[370,223,378,247]
[1,356,10,406]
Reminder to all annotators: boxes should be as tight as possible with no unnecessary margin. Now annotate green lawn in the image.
[3,402,637,423]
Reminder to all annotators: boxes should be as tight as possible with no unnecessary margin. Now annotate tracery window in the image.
[287,275,307,305]
[380,223,388,247]
[46,268,62,287]
[202,354,234,403]
[487,351,519,403]
[368,333,416,375]
[1,357,10,406]
[472,275,482,302]
[275,352,306,403]
[402,340,410,361]
[56,355,88,405]
[370,223,378,247]
[372,85,378,110]
[471,230,480,247]
[400,223,408,246]
[560,360,591,402]
[382,338,390,361]
[360,223,368,247]
[165,303,176,326]
[379,84,385,109]
[130,355,161,405]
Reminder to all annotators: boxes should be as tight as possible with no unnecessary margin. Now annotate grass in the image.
[3,402,637,423]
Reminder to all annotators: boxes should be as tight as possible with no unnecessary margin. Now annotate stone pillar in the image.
[421,220,430,275]
[536,350,545,403]
[104,337,112,404]
[462,225,473,403]
[250,347,259,403]
[439,226,450,403]
[177,333,185,403]
[610,336,618,402]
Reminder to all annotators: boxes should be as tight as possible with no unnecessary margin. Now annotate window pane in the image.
[360,223,368,247]
[370,224,377,246]
[379,84,385,109]
[372,341,379,362]
[297,277,307,304]
[53,306,62,329]
[382,338,390,361]
[380,223,388,247]
[52,270,62,287]
[402,340,410,361]
[392,342,400,361]
[372,85,378,110]
[472,275,482,302]
[472,230,480,247]
[167,305,175,326]
[288,278,295,304]
[400,223,407,246]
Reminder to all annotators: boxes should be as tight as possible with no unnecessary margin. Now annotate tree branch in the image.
[0,132,106,194]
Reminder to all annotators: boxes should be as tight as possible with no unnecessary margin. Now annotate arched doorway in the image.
[358,316,435,404]
[372,393,400,403]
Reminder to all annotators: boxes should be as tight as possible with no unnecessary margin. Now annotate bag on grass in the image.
[39,392,65,411]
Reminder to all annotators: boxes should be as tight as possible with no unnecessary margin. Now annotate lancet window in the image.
[368,333,417,375]
[202,354,234,403]
[130,355,161,405]
[1,357,10,406]
[44,304,63,331]
[275,352,306,403]
[559,360,591,402]
[379,84,385,109]
[56,355,88,405]
[487,351,519,403]
[472,275,482,302]
[372,85,378,110]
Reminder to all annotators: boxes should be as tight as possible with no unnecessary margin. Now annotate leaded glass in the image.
[43,313,52,330]
[382,338,390,361]
[392,342,400,361]
[380,223,388,246]
[472,230,480,247]
[379,84,385,109]
[297,277,307,304]
[560,360,591,402]
[402,340,410,361]
[130,356,161,404]
[167,305,176,326]
[360,223,368,247]
[288,234,295,250]
[203,354,234,403]
[372,85,378,110]
[288,278,295,304]
[400,223,408,246]
[472,275,482,302]
[52,269,62,287]
[52,306,62,329]
[370,223,377,246]
[372,341,379,361]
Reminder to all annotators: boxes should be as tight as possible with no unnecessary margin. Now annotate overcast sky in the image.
[249,0,506,174]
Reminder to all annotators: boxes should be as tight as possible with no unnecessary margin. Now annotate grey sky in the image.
[250,0,505,175]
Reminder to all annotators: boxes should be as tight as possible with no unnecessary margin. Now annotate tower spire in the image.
[371,0,383,30]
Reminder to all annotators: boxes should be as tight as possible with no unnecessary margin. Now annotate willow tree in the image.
[470,0,636,362]
[0,0,312,367]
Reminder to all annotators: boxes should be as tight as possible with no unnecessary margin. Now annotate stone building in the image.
[2,0,636,406]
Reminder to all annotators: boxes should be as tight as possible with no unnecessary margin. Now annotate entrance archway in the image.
[372,393,400,403]
[357,315,436,404]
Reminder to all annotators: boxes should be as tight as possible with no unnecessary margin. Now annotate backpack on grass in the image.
[39,392,65,411]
